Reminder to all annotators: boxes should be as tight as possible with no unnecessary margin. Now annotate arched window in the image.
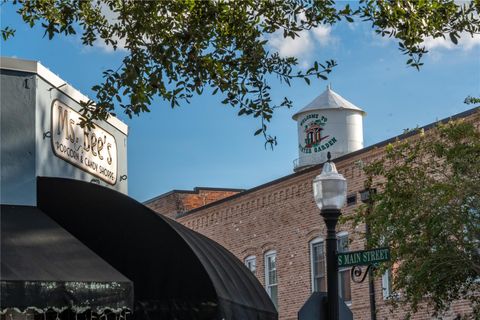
[309,237,326,292]
[244,255,256,274]
[264,250,278,308]
[337,231,352,303]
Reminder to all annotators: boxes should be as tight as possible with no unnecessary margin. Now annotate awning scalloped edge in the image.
[0,306,131,316]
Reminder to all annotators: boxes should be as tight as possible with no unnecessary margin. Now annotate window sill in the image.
[383,293,401,301]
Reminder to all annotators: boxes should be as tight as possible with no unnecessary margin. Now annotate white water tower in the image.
[292,85,365,171]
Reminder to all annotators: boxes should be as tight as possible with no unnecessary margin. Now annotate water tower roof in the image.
[292,85,365,120]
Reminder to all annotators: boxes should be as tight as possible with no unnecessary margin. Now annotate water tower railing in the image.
[293,157,312,170]
[293,154,332,171]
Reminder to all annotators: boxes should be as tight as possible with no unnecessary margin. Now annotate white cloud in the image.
[347,20,361,31]
[423,32,480,51]
[91,3,128,53]
[312,25,334,47]
[423,36,456,50]
[369,27,480,53]
[462,34,480,50]
[268,24,334,67]
[269,29,314,58]
[94,37,128,53]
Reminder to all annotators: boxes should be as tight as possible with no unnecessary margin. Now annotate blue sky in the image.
[1,3,479,202]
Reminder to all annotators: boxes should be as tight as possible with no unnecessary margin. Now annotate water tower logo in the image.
[299,114,337,154]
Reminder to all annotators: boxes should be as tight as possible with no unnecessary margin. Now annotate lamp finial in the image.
[327,152,331,162]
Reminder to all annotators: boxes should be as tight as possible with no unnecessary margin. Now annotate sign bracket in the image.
[351,264,376,283]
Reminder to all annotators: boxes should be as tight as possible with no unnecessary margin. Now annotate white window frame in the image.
[264,250,278,308]
[310,237,325,292]
[382,265,401,300]
[337,231,352,304]
[244,255,257,274]
[382,268,392,300]
[379,235,398,300]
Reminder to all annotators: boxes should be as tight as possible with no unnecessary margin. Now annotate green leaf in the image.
[12,0,478,152]
[449,32,458,45]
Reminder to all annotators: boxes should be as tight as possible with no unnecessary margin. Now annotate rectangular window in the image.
[382,268,398,300]
[346,194,357,206]
[337,234,352,303]
[382,269,391,300]
[265,251,278,308]
[245,256,256,274]
[310,239,326,292]
[379,236,396,300]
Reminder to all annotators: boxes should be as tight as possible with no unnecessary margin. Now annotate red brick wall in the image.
[146,188,242,220]
[148,110,478,320]
[172,150,385,320]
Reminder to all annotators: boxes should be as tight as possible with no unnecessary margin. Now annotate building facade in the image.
[1,57,277,320]
[146,89,478,320]
[1,57,133,319]
[0,57,129,205]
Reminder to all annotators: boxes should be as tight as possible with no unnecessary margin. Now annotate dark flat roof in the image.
[144,186,246,205]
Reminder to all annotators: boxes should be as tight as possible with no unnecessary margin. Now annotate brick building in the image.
[146,88,478,320]
[145,187,244,218]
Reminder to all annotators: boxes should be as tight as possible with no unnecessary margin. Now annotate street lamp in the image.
[313,152,347,320]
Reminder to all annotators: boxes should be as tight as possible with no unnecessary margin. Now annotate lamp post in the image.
[313,152,347,320]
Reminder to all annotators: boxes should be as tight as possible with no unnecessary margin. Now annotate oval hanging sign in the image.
[51,100,118,185]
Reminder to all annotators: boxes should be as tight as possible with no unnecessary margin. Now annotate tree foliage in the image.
[2,0,479,146]
[356,110,480,318]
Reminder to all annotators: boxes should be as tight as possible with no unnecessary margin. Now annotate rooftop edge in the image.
[177,106,479,219]
[0,56,128,135]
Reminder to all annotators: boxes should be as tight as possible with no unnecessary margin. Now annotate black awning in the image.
[1,205,133,314]
[164,214,276,319]
[37,177,277,320]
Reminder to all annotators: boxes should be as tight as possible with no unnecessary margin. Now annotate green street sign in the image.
[337,247,390,268]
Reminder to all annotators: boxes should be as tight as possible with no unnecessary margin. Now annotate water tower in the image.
[292,85,365,172]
